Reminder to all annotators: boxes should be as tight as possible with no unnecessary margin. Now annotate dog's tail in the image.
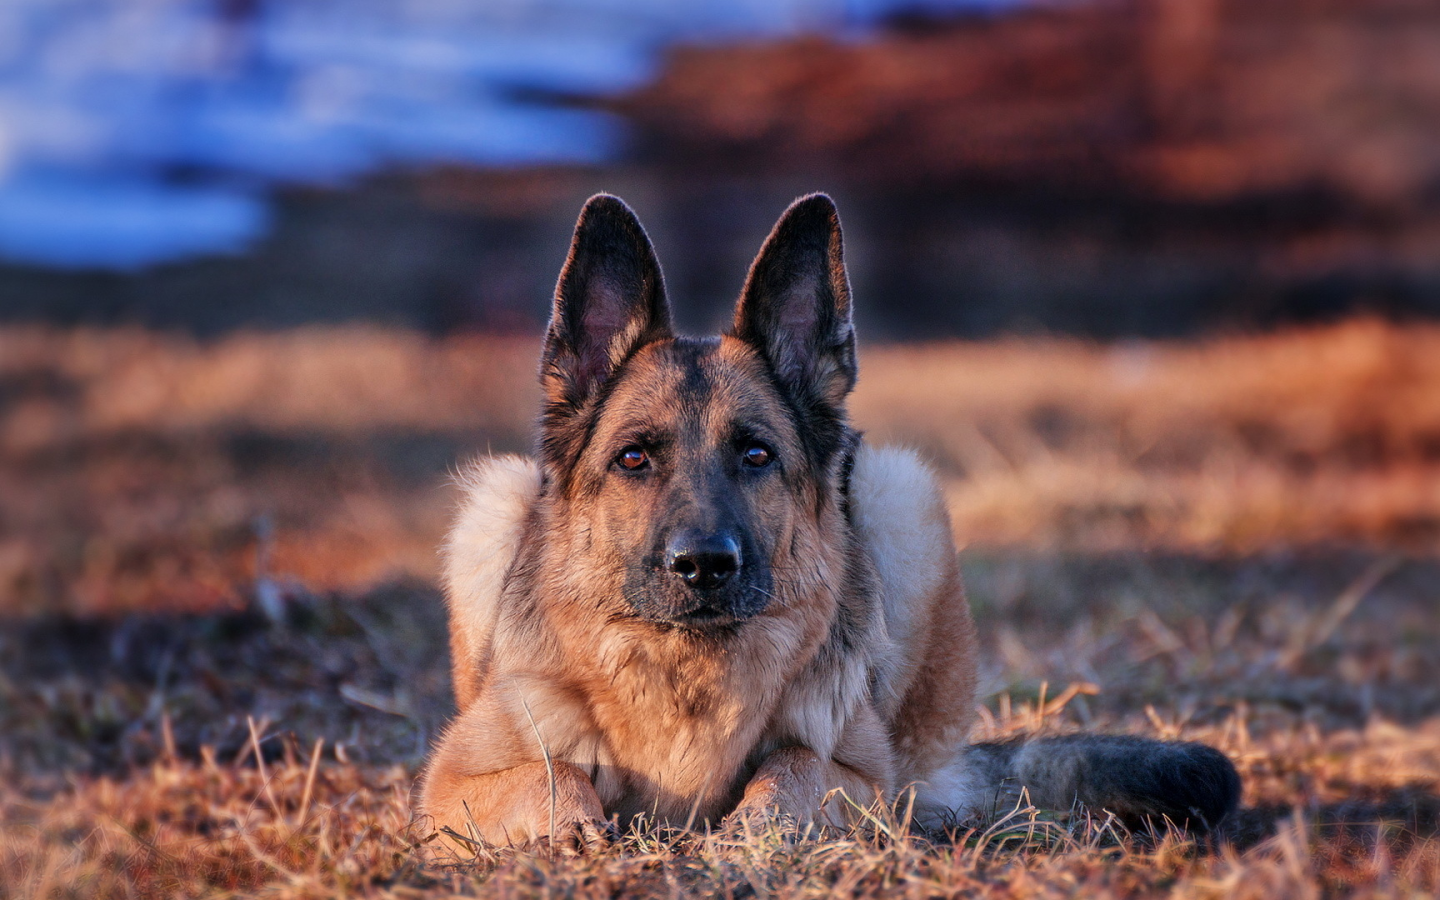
[961,735,1241,834]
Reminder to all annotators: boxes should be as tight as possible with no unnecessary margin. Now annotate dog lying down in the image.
[414,192,1241,854]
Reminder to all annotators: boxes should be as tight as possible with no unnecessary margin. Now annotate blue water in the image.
[0,0,1010,269]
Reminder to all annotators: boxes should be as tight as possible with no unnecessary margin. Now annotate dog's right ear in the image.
[541,194,672,414]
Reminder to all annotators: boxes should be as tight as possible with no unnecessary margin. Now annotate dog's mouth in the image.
[669,609,740,632]
[621,566,773,630]
[627,593,762,631]
[668,600,750,629]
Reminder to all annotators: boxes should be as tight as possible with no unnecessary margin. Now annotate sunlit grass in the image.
[6,696,1438,898]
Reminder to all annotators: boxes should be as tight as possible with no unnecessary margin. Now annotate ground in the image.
[3,318,1439,897]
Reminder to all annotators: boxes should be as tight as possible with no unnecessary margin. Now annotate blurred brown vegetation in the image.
[628,0,1440,206]
[611,0,1440,337]
[3,318,1438,615]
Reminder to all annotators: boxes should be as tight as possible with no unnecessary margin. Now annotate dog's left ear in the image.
[731,193,857,411]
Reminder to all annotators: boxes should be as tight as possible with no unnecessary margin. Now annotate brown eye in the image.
[617,447,649,470]
[742,444,772,468]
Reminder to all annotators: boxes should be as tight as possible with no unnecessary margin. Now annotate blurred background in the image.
[5,2,1440,892]
[3,0,1439,336]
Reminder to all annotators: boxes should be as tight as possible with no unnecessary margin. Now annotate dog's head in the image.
[535,193,859,632]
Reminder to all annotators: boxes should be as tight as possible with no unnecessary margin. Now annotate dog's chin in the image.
[667,607,746,632]
[623,582,769,633]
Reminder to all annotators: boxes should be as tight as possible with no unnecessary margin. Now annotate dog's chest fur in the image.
[491,506,877,823]
[441,446,948,826]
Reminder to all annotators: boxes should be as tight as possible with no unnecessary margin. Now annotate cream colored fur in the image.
[847,445,953,719]
[442,455,543,712]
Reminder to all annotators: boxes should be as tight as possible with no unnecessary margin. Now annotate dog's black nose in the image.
[667,532,740,590]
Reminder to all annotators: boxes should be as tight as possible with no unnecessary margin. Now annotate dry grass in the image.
[3,318,1440,897]
[6,730,1437,899]
[3,317,1439,614]
[853,318,1440,552]
[5,617,1439,900]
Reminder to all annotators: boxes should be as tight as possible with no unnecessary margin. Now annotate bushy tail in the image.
[965,735,1241,833]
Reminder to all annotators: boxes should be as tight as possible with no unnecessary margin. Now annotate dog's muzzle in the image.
[622,529,769,628]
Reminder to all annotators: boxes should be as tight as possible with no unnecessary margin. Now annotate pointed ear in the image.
[730,193,856,410]
[541,194,672,412]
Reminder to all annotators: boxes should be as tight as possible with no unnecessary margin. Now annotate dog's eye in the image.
[742,444,773,468]
[616,446,650,471]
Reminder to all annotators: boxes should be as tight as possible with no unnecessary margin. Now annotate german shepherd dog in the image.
[415,193,1240,853]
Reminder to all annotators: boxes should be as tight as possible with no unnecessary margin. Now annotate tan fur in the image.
[416,439,980,852]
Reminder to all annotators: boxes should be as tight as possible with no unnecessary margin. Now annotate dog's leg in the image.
[727,746,883,831]
[418,757,609,857]
[415,694,611,856]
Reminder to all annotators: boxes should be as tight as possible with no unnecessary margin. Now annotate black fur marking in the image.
[836,429,861,525]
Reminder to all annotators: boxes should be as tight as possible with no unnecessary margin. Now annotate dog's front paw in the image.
[720,785,811,841]
[724,746,830,835]
[520,816,619,856]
